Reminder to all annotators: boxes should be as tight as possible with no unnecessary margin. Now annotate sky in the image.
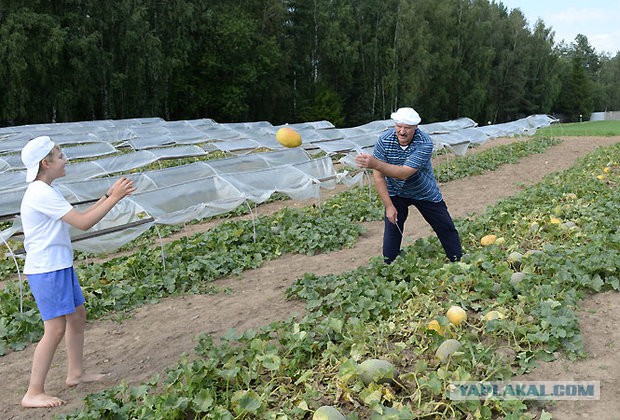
[498,0,620,56]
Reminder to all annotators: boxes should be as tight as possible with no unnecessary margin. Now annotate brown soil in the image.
[1,136,618,419]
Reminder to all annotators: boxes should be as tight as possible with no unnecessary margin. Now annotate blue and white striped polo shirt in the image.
[373,128,442,202]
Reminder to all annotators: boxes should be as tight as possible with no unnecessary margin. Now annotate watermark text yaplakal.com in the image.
[449,381,600,400]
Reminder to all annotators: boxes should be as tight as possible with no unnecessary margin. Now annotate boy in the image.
[20,135,135,408]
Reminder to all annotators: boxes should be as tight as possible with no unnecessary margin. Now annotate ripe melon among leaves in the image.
[480,234,497,246]
[427,319,444,335]
[446,306,467,325]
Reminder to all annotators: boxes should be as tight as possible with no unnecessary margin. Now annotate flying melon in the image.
[276,127,302,148]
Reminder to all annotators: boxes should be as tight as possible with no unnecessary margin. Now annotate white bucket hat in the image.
[21,136,55,182]
[391,107,421,126]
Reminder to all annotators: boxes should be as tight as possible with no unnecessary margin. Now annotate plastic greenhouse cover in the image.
[419,117,477,134]
[0,148,314,218]
[311,134,379,154]
[220,168,310,203]
[0,114,557,194]
[211,138,262,152]
[66,199,154,254]
[1,142,118,172]
[139,162,216,188]
[1,133,45,153]
[0,157,10,172]
[291,157,339,187]
[257,148,311,166]
[205,148,310,174]
[0,145,209,190]
[1,147,338,253]
[130,156,334,224]
[1,113,557,256]
[132,174,244,221]
[279,120,335,130]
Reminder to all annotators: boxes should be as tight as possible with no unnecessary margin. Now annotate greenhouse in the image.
[1,114,557,255]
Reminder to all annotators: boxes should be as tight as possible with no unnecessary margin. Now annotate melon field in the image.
[0,123,619,419]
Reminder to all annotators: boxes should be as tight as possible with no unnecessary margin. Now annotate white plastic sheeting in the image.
[0,114,557,174]
[0,145,211,192]
[0,148,320,218]
[1,147,341,254]
[1,114,557,255]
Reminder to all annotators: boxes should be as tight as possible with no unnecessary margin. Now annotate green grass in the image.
[536,120,620,137]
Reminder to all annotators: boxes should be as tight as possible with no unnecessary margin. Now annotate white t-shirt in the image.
[20,181,74,274]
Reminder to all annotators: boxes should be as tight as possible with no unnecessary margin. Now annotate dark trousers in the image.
[383,196,462,263]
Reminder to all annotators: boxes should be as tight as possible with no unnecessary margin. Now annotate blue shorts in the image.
[27,267,85,321]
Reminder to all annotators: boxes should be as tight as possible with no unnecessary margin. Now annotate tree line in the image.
[1,0,619,128]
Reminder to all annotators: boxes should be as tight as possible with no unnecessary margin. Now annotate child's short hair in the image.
[21,136,55,182]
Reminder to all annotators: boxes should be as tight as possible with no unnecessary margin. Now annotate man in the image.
[355,107,462,263]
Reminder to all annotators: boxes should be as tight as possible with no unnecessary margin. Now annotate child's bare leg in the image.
[22,317,67,408]
[65,305,106,386]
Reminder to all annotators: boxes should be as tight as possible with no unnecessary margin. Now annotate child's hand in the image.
[108,177,136,200]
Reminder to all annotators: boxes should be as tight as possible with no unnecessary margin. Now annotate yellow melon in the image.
[446,306,467,326]
[276,127,302,148]
[427,319,444,336]
[480,234,497,246]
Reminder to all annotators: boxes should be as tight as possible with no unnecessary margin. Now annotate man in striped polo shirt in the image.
[355,107,462,264]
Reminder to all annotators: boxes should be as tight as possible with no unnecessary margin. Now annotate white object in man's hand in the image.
[354,153,374,169]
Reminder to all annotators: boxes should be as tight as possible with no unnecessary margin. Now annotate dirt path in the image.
[1,136,618,419]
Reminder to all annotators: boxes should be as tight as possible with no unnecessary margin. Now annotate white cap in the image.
[21,136,55,182]
[391,107,421,125]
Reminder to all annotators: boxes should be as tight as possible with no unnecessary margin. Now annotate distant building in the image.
[590,111,620,121]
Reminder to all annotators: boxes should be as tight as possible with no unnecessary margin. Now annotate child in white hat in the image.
[19,136,135,408]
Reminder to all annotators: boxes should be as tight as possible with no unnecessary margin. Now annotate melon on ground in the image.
[483,310,505,321]
[480,234,497,246]
[446,306,467,326]
[427,319,444,336]
[436,339,462,362]
[313,405,346,420]
[358,358,396,385]
[510,272,526,286]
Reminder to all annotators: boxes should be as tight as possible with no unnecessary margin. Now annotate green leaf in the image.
[590,274,604,291]
[260,353,281,371]
[231,390,262,415]
[192,389,214,412]
[328,317,344,334]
